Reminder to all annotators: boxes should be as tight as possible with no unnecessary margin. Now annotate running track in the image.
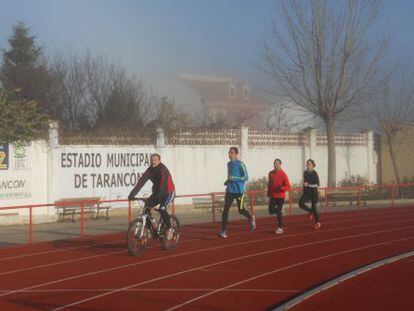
[0,206,414,310]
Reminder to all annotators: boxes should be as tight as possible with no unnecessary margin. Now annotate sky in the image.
[1,0,414,103]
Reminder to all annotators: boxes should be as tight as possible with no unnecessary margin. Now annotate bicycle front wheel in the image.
[160,216,180,250]
[126,218,148,256]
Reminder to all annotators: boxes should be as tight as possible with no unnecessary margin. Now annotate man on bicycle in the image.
[128,153,175,240]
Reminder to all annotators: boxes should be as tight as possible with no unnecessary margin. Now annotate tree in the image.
[371,65,414,184]
[49,51,149,133]
[146,95,192,135]
[0,21,54,115]
[0,89,47,144]
[48,52,91,130]
[262,0,386,186]
[197,102,229,129]
[97,65,147,132]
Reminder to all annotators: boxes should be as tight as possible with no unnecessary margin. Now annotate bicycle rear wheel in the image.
[160,216,180,250]
[126,218,148,256]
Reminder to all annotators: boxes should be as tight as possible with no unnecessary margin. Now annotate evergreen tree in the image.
[0,21,54,115]
[0,89,47,144]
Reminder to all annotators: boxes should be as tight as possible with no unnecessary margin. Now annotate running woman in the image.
[268,159,290,234]
[219,147,256,238]
[298,159,321,230]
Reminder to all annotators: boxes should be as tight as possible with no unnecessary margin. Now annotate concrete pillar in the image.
[47,121,59,206]
[156,127,166,148]
[240,126,249,159]
[303,127,317,169]
[363,129,375,183]
[48,121,59,149]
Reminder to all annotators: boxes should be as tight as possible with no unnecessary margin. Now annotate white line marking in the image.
[0,211,410,276]
[0,238,125,261]
[165,236,414,311]
[274,249,414,310]
[0,216,411,278]
[52,225,414,310]
[0,288,302,294]
[0,208,411,261]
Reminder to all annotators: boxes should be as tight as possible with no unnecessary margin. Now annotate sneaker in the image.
[275,228,284,235]
[314,222,322,230]
[249,216,256,231]
[166,227,174,240]
[218,231,227,239]
[308,213,313,220]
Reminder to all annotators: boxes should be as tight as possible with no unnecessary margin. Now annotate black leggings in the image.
[221,193,252,232]
[298,193,319,223]
[269,198,285,228]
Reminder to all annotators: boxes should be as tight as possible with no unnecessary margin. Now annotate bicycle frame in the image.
[137,204,164,240]
[127,197,180,255]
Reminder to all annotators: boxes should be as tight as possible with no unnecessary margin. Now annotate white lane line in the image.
[0,238,125,261]
[0,237,203,276]
[273,249,414,310]
[0,216,407,276]
[165,236,414,311]
[0,288,302,294]
[0,208,411,261]
[51,225,414,310]
[0,216,411,278]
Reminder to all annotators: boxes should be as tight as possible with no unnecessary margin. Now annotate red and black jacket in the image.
[128,163,175,200]
[268,168,291,199]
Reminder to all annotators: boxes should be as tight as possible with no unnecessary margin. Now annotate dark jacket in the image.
[128,163,175,200]
[303,169,319,197]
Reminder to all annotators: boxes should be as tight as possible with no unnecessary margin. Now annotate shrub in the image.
[338,173,369,187]
[246,177,267,204]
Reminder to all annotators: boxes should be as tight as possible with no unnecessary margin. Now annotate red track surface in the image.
[0,206,414,310]
[293,254,414,311]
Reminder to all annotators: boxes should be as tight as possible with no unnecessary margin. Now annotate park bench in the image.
[55,197,111,222]
[192,197,224,213]
[327,192,368,208]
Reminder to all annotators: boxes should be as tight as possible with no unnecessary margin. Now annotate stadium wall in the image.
[0,124,377,221]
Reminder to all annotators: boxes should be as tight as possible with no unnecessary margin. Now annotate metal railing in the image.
[0,183,413,245]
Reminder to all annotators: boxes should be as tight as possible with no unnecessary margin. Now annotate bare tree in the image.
[146,95,192,135]
[196,100,229,129]
[372,65,414,184]
[49,52,92,130]
[261,0,386,186]
[265,104,295,131]
[49,50,149,133]
[232,107,260,128]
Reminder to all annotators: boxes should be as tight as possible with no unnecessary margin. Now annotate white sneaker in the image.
[166,228,174,240]
[218,231,227,238]
[249,216,256,231]
[275,228,284,235]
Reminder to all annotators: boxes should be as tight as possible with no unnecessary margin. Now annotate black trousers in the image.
[298,193,319,223]
[221,193,252,232]
[269,197,285,228]
[146,192,175,228]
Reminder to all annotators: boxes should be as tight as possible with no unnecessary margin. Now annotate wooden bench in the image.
[193,197,224,213]
[55,197,111,222]
[328,192,368,208]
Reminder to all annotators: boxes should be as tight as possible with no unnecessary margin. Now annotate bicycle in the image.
[126,198,180,256]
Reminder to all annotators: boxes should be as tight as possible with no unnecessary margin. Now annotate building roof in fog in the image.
[178,72,271,110]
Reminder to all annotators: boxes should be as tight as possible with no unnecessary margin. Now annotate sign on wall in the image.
[12,143,30,170]
[0,144,9,170]
[56,147,155,199]
[0,143,31,200]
